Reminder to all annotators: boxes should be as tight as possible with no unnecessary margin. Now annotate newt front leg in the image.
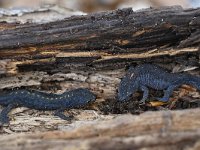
[54,109,73,121]
[139,85,149,104]
[0,103,17,125]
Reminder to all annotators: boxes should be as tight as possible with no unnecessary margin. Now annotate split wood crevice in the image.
[0,5,199,150]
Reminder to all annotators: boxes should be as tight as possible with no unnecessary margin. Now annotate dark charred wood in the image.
[0,6,199,74]
[0,7,197,50]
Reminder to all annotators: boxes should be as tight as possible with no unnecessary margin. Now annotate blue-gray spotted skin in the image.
[0,88,96,109]
[118,64,200,103]
[0,88,96,124]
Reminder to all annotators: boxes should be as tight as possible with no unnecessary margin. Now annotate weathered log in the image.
[0,6,199,50]
[0,6,199,150]
[0,6,199,73]
[0,109,200,150]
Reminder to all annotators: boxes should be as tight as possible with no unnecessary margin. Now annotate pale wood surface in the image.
[1,109,200,150]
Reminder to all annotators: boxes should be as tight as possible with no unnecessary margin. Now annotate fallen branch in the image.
[0,109,200,150]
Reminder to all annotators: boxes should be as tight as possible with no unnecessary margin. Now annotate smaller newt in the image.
[0,88,96,125]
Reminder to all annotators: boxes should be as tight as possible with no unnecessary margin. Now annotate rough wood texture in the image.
[0,6,199,50]
[0,5,199,150]
[0,6,199,73]
[1,109,200,150]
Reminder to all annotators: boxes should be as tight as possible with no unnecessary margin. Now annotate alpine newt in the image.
[0,88,96,125]
[118,64,200,104]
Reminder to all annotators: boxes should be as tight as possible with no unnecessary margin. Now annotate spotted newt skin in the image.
[118,64,200,103]
[0,88,96,125]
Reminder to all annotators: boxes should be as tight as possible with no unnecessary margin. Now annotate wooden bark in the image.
[0,5,199,150]
[1,109,200,150]
[0,6,199,73]
[0,6,199,50]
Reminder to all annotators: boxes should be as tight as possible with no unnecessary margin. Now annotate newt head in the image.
[82,89,97,103]
[117,67,138,101]
[70,88,97,107]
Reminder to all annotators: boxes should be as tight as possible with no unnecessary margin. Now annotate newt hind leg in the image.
[156,85,177,102]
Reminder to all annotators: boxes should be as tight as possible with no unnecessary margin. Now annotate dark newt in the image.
[118,64,200,104]
[0,88,96,125]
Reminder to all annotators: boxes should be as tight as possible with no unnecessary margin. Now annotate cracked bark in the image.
[1,109,200,150]
[0,5,199,150]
